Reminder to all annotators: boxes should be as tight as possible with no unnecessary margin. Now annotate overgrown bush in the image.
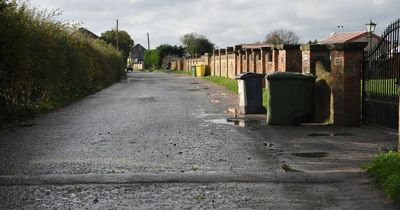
[366,151,400,202]
[0,1,125,123]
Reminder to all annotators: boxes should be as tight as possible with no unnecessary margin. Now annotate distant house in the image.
[77,27,99,39]
[320,31,381,50]
[128,44,147,63]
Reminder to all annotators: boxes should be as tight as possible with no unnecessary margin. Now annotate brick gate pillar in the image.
[328,43,367,125]
[203,53,211,75]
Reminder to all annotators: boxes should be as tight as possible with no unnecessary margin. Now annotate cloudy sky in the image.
[28,0,399,49]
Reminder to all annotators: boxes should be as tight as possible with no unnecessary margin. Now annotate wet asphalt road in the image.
[0,72,398,209]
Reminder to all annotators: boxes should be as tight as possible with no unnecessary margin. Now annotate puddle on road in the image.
[208,92,228,96]
[292,152,328,158]
[188,89,200,92]
[225,108,241,117]
[208,118,266,128]
[208,108,267,127]
[308,132,354,137]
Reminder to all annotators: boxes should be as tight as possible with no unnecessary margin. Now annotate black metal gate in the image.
[363,19,400,129]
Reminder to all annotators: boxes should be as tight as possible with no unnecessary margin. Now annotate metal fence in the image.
[363,19,400,129]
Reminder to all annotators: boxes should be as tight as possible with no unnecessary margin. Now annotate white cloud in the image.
[28,0,400,48]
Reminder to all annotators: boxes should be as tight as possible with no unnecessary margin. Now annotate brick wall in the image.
[276,45,302,72]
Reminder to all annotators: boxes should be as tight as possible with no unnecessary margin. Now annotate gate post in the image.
[327,43,367,125]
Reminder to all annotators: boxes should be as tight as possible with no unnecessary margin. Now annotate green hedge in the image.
[0,1,125,122]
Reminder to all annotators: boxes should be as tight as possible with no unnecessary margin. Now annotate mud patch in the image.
[292,152,328,158]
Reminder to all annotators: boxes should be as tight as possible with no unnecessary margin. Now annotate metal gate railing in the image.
[363,19,400,129]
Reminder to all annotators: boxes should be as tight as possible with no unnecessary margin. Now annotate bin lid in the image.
[235,72,266,80]
[266,72,316,80]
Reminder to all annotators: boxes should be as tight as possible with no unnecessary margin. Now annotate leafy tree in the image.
[308,39,319,44]
[264,29,300,45]
[180,33,214,56]
[156,44,185,67]
[144,49,160,69]
[100,29,134,59]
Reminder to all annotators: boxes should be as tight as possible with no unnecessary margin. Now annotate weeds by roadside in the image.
[365,151,400,202]
[173,70,191,75]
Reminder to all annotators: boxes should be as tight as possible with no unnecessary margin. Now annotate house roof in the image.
[78,27,99,39]
[320,31,380,44]
[131,44,147,51]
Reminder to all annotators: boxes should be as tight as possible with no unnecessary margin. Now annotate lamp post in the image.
[366,20,377,52]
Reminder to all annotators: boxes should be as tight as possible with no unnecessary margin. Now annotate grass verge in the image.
[365,151,400,202]
[173,70,191,75]
[203,76,238,93]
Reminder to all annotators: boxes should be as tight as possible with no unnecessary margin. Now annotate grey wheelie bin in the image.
[236,73,266,114]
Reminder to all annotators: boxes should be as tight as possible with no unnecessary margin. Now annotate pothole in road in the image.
[188,89,200,92]
[190,82,199,85]
[308,132,353,137]
[291,152,328,158]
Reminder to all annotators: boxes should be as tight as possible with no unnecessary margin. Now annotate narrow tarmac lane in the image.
[0,72,397,209]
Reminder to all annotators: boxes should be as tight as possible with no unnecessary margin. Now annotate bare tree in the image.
[264,29,300,45]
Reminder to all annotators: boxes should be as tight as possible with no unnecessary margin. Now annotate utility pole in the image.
[116,19,119,50]
[147,33,150,50]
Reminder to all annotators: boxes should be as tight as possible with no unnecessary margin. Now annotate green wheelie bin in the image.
[191,65,197,77]
[266,72,316,125]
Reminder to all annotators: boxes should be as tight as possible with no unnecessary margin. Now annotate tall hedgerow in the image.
[0,1,125,122]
